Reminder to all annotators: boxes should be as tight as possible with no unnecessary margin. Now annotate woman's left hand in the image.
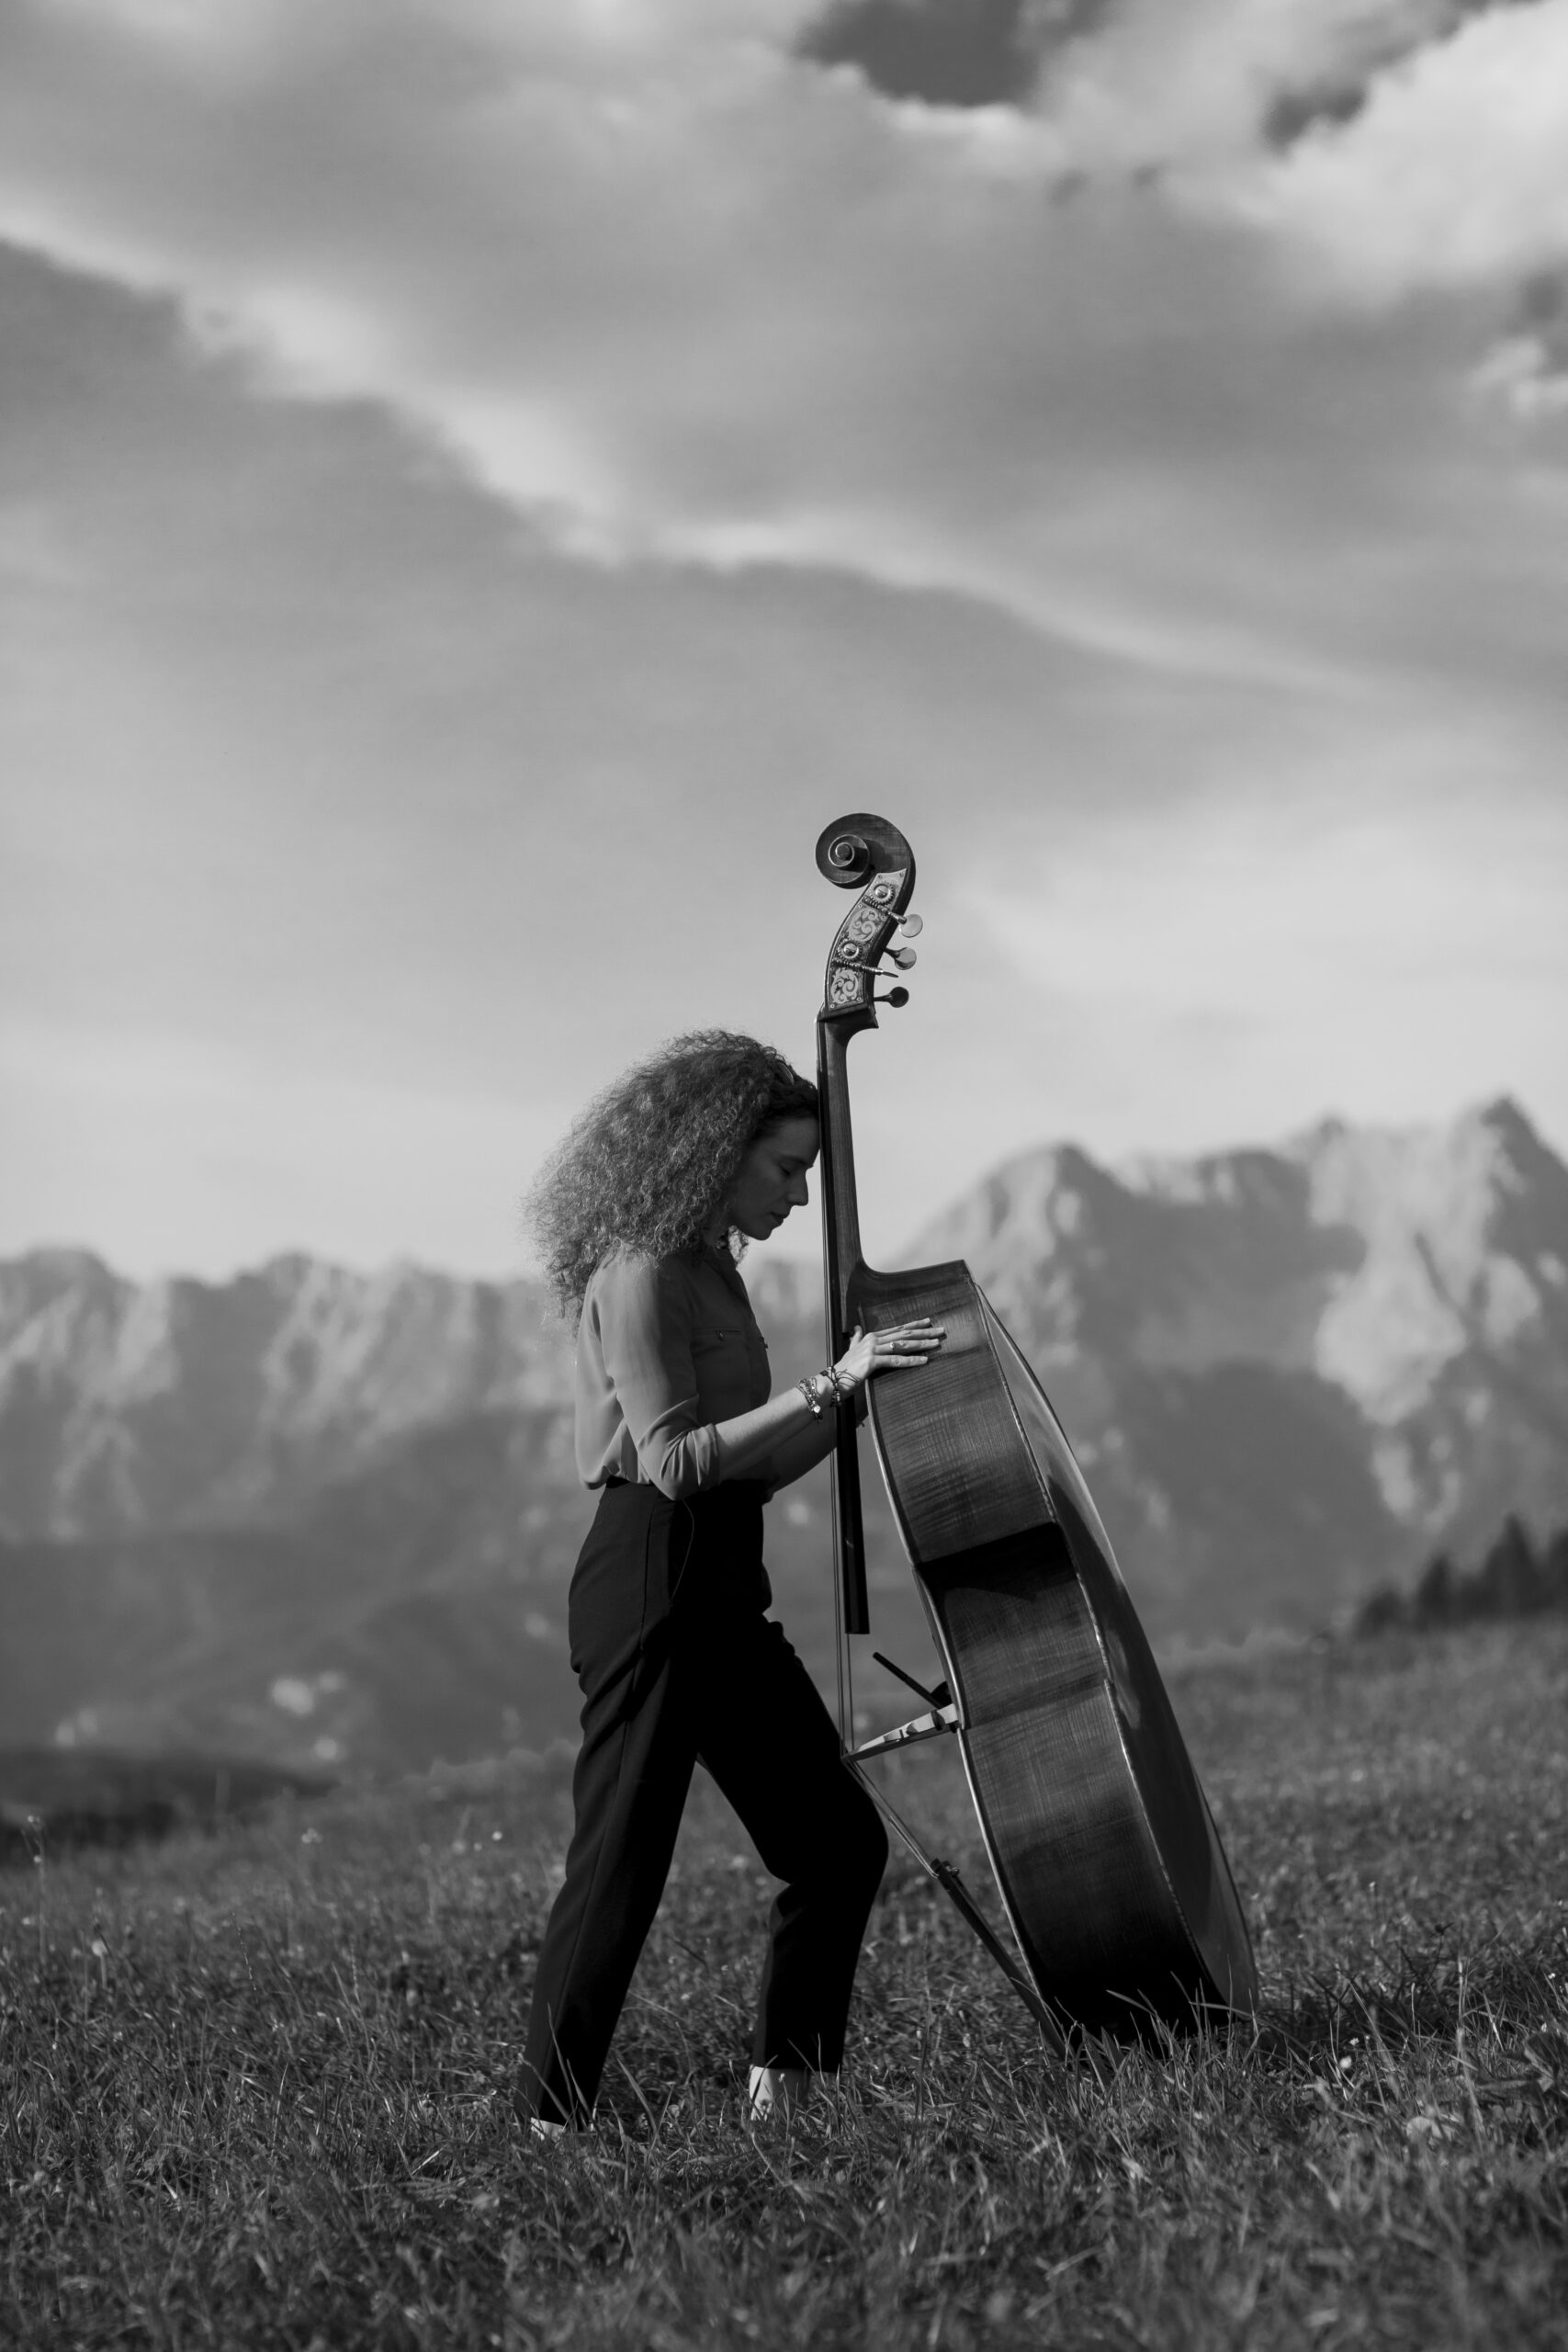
[833,1318,945,1389]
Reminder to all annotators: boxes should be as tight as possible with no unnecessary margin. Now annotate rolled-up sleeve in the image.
[592,1256,722,1498]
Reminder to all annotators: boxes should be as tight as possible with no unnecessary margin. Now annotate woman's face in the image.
[724,1114,820,1242]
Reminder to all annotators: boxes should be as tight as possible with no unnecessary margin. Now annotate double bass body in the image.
[815,813,1258,2040]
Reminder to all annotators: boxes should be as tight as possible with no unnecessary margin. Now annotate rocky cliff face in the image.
[0,1249,574,1540]
[1,1098,1562,1766]
[906,1095,1568,1624]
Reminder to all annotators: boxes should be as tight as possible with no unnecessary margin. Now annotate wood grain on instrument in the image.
[857,1264,1258,2037]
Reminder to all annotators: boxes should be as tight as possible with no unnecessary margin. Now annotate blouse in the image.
[575,1247,773,1498]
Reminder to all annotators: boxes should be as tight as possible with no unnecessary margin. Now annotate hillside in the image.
[6,1624,1567,2349]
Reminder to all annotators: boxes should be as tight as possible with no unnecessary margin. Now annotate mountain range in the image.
[2,1095,1562,1772]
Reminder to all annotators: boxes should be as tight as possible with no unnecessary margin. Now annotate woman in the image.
[518,1030,942,2133]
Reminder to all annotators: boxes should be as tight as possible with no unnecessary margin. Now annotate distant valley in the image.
[2,1096,1563,1772]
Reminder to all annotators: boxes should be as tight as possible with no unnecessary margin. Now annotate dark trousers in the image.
[519,1480,887,2127]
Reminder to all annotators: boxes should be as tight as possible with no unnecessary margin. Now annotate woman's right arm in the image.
[597,1257,829,1497]
[595,1259,940,1497]
[707,1321,946,1483]
[742,1321,943,1488]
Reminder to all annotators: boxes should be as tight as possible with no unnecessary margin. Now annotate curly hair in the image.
[526,1031,818,1319]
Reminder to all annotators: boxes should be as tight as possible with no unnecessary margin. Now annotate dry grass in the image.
[3,1622,1566,2349]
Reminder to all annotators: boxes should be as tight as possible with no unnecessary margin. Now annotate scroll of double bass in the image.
[814,813,1258,2041]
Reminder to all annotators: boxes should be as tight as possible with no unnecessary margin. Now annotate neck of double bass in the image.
[817,1012,870,1636]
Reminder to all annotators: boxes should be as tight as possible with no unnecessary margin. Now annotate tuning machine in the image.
[875,913,919,1000]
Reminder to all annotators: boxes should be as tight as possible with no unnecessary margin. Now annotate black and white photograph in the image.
[3,3,1566,2344]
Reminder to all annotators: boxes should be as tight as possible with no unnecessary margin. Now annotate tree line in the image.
[1358,1513,1568,1636]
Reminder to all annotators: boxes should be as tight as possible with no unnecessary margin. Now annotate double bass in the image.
[813,813,1258,2043]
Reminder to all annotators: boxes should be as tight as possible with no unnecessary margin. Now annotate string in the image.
[830,1463,848,1746]
[844,1577,857,1750]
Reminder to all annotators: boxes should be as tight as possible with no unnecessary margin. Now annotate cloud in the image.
[1472,332,1568,422]
[0,0,1565,704]
[1221,1,1568,300]
[6,62,1567,1283]
[999,3,1568,303]
[811,5,1568,313]
[1023,0,1455,167]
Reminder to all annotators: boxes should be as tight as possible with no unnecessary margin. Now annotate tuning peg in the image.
[875,986,910,1008]
[897,912,923,936]
[888,944,917,969]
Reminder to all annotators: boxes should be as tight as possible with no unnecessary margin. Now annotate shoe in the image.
[746,2064,810,2125]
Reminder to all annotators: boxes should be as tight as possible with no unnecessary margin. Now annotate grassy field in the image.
[3,1621,1565,2350]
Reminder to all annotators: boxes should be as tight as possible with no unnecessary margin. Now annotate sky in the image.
[3,0,1566,1282]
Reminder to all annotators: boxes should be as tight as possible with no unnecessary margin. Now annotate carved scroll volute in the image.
[815,816,917,1029]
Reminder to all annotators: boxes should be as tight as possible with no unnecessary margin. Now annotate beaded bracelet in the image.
[796,1376,824,1418]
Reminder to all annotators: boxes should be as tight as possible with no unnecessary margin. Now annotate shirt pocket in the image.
[689,1325,750,1363]
[689,1324,768,1405]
